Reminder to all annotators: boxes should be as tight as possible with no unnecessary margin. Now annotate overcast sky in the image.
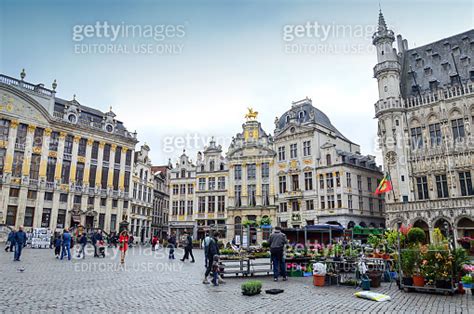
[1,0,472,165]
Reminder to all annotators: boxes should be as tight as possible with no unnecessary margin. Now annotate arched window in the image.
[286,115,290,123]
[201,165,205,172]
[144,171,148,181]
[326,154,332,166]
[220,163,225,171]
[298,111,305,121]
[139,169,143,179]
[209,160,215,172]
[181,169,186,178]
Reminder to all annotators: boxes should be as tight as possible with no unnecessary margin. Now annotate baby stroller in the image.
[97,240,106,258]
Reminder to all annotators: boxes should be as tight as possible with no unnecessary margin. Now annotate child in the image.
[54,235,61,258]
[211,255,220,286]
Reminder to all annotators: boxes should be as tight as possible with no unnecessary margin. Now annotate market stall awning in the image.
[305,224,345,231]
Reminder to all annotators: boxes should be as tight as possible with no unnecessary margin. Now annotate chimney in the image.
[397,34,404,53]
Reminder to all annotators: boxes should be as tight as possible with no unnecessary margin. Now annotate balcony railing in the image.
[14,143,25,151]
[0,74,54,97]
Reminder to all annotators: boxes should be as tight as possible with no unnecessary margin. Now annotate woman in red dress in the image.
[119,230,129,264]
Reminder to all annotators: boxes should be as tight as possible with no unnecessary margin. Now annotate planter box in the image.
[242,291,261,296]
[461,282,473,289]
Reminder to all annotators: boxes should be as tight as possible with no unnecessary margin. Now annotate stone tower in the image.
[373,10,411,203]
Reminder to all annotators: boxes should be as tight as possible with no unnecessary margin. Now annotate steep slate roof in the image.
[400,29,474,98]
[277,101,350,141]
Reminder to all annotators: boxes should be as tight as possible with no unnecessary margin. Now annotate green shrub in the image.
[261,241,270,249]
[241,280,262,295]
[407,227,426,244]
[219,248,235,255]
[401,248,419,277]
[461,275,472,284]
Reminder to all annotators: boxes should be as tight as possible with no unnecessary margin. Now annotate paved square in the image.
[0,247,472,313]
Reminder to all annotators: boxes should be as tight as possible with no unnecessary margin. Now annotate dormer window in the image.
[220,163,225,171]
[209,160,215,172]
[450,74,460,85]
[298,111,305,121]
[286,115,290,123]
[181,169,186,178]
[67,114,77,124]
[326,154,332,166]
[105,124,114,133]
[429,80,439,91]
[470,70,474,81]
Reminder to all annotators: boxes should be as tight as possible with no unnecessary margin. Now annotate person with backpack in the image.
[180,231,195,263]
[167,233,176,259]
[203,231,220,284]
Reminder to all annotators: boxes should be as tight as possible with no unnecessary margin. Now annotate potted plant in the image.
[407,227,426,245]
[461,274,472,289]
[241,280,262,296]
[400,248,417,286]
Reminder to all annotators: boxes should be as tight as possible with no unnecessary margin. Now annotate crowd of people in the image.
[4,226,288,287]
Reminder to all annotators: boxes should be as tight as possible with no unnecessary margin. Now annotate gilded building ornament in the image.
[44,128,52,136]
[87,138,94,146]
[27,124,36,133]
[73,135,81,143]
[10,120,19,128]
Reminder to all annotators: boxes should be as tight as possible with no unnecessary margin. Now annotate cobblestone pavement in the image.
[0,246,472,313]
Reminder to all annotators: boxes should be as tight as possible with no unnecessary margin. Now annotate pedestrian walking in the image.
[180,231,195,263]
[268,226,288,282]
[60,228,72,261]
[167,233,176,259]
[5,228,16,252]
[92,231,98,257]
[54,233,61,258]
[203,233,211,268]
[78,233,88,259]
[203,231,220,284]
[13,226,27,261]
[119,230,130,264]
[151,235,158,251]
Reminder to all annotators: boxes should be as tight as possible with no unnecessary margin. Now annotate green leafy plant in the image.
[367,234,382,248]
[261,241,270,249]
[243,220,256,227]
[258,217,271,226]
[241,280,262,296]
[432,228,445,245]
[453,247,469,278]
[407,227,426,244]
[461,275,472,284]
[219,248,236,255]
[401,247,419,277]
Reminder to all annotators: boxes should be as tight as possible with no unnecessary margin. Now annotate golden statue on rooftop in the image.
[245,107,258,120]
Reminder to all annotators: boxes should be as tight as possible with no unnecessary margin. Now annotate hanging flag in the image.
[375,174,392,195]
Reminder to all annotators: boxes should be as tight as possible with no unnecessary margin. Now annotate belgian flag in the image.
[375,174,392,195]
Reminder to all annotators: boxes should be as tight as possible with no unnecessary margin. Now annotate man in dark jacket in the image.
[78,233,88,259]
[167,233,176,259]
[203,231,220,284]
[5,228,15,252]
[13,226,27,261]
[180,231,195,263]
[268,226,288,281]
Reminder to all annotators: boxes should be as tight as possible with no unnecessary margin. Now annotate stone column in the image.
[69,135,80,185]
[82,138,94,188]
[0,120,17,225]
[34,127,51,229]
[104,144,116,233]
[54,132,66,184]
[21,124,36,179]
[117,147,127,224]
